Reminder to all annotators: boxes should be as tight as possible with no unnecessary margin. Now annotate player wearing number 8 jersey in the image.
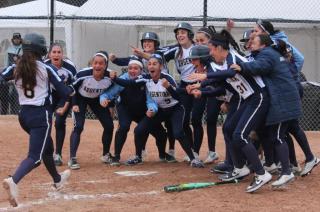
[0,33,73,207]
[189,30,272,192]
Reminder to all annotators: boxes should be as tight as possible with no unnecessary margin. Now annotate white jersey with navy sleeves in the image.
[164,45,196,83]
[137,73,179,109]
[44,58,77,85]
[226,51,265,99]
[73,68,112,98]
[231,50,265,89]
[1,61,66,106]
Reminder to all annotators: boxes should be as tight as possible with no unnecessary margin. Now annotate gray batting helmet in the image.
[22,33,47,56]
[140,32,160,48]
[174,22,194,39]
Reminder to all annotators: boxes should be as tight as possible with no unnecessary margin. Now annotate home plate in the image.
[114,171,158,176]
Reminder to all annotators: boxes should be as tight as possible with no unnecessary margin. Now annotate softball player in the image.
[1,33,73,207]
[251,22,319,176]
[45,43,77,166]
[253,19,304,71]
[113,54,204,168]
[163,22,197,160]
[69,51,114,170]
[109,32,175,157]
[189,27,222,163]
[100,58,176,165]
[189,31,273,192]
[110,32,171,73]
[230,34,304,188]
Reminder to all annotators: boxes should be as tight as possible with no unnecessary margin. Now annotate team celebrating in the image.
[1,19,319,206]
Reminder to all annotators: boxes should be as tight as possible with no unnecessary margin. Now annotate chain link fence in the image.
[0,0,319,130]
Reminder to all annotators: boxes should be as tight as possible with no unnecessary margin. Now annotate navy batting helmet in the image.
[140,32,160,48]
[174,22,194,40]
[22,33,47,56]
[240,29,253,42]
[189,45,210,64]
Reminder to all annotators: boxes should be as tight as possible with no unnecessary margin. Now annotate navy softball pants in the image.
[70,96,114,158]
[114,104,166,160]
[223,90,269,175]
[192,96,223,154]
[12,105,60,184]
[135,104,195,160]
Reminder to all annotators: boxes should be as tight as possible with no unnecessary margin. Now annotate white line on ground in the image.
[0,190,160,211]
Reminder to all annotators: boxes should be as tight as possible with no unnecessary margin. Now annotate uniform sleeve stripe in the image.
[163,46,179,56]
[162,73,177,87]
[73,75,92,84]
[2,65,15,75]
[45,65,62,82]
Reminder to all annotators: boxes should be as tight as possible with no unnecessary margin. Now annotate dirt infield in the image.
[0,115,319,212]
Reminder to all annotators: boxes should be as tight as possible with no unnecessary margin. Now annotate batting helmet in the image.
[174,22,194,40]
[22,33,47,56]
[189,45,210,64]
[240,29,253,42]
[140,32,160,48]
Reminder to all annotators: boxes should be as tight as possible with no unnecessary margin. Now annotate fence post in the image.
[50,0,55,45]
[203,0,207,27]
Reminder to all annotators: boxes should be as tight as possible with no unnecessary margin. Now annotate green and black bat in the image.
[164,179,239,193]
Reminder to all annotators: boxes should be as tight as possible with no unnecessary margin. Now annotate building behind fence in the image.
[0,0,319,130]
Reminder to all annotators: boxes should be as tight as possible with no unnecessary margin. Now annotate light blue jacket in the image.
[100,72,158,113]
[271,31,304,72]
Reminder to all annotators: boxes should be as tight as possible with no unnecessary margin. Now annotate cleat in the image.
[263,163,278,174]
[210,162,233,174]
[164,153,177,163]
[142,150,148,160]
[3,177,18,207]
[271,173,295,188]
[204,151,219,164]
[246,171,272,193]
[168,149,175,158]
[68,157,80,170]
[54,154,63,166]
[219,165,250,182]
[125,156,143,166]
[184,152,199,162]
[190,158,205,168]
[110,157,121,166]
[54,169,71,190]
[291,164,302,176]
[300,157,319,177]
[100,153,113,164]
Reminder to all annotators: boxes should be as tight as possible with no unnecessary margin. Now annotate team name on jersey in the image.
[83,86,104,94]
[177,58,192,67]
[149,91,171,97]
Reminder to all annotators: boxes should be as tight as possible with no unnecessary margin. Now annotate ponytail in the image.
[220,29,245,56]
[15,52,39,92]
[273,39,288,57]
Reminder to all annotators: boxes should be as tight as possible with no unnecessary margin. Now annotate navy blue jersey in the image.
[73,68,112,99]
[1,61,71,106]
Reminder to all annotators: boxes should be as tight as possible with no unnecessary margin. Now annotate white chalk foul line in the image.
[0,190,160,211]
